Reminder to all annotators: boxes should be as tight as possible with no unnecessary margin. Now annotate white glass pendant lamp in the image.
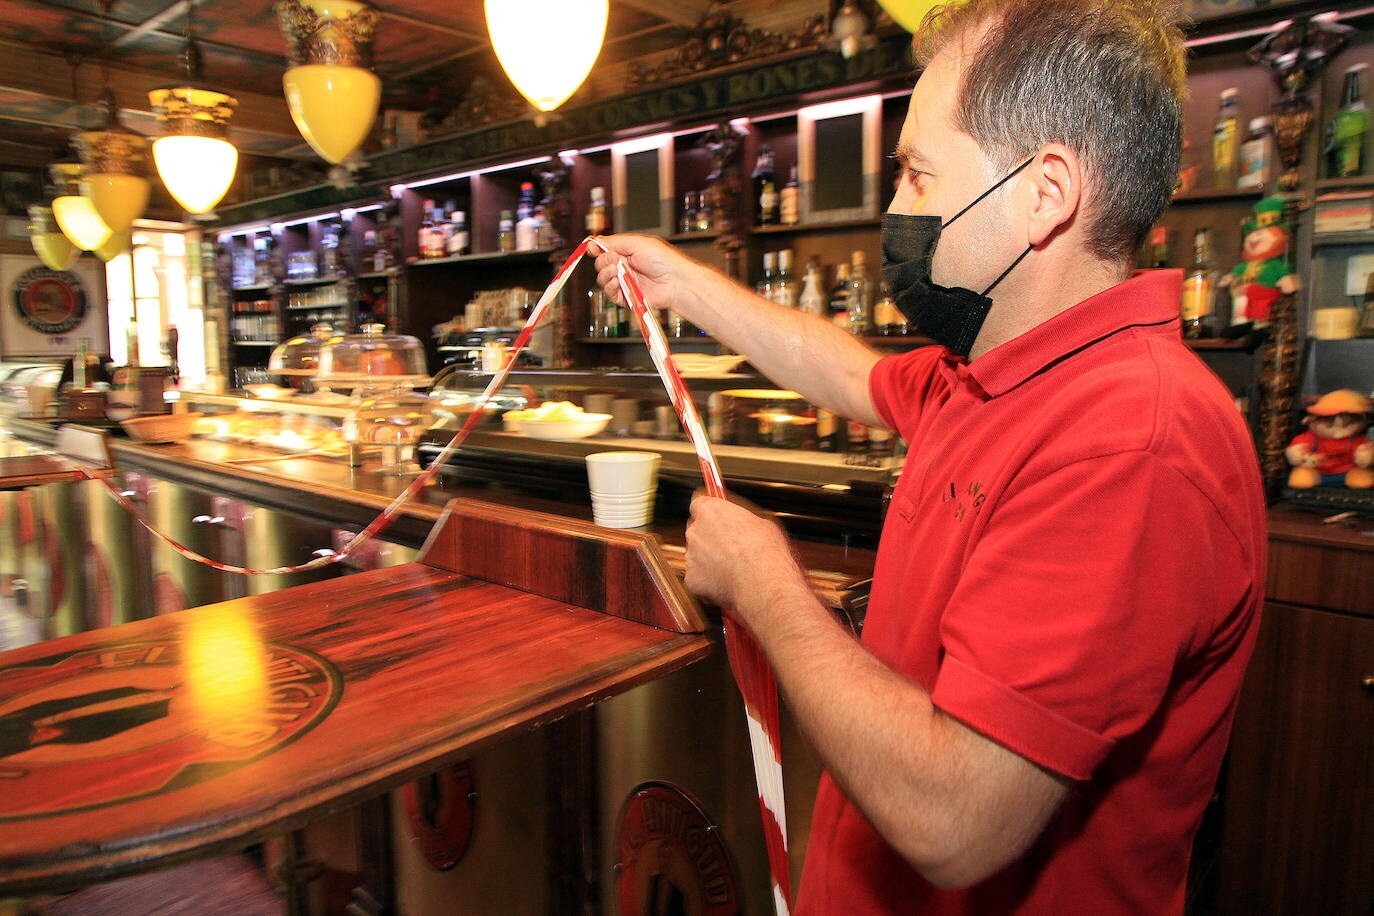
[486,0,609,113]
[276,0,382,164]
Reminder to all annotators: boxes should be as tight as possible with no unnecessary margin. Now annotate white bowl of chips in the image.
[504,401,612,440]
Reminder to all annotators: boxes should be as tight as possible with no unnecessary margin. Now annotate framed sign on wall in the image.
[798,95,883,225]
[612,133,675,237]
[0,254,107,359]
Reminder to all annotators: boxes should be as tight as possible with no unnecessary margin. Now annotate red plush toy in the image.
[1286,389,1374,489]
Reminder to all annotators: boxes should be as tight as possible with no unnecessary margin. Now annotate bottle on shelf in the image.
[867,424,894,460]
[780,164,800,226]
[757,251,777,301]
[874,277,906,336]
[419,199,439,259]
[1148,225,1172,269]
[799,256,826,317]
[439,200,456,253]
[1212,88,1240,189]
[374,210,395,270]
[844,417,870,465]
[516,181,537,222]
[680,191,698,234]
[1237,116,1274,190]
[1329,64,1368,179]
[253,235,271,284]
[829,262,852,329]
[847,250,873,335]
[534,203,555,249]
[816,408,839,452]
[515,202,539,251]
[587,186,608,235]
[753,144,778,226]
[773,248,798,309]
[496,210,515,253]
[1181,227,1216,339]
[695,189,713,233]
[447,210,469,256]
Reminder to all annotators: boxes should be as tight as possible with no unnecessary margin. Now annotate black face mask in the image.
[881,157,1035,357]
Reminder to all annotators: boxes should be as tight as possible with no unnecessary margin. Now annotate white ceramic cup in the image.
[586,451,660,498]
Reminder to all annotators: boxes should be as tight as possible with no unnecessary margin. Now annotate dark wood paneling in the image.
[1266,507,1374,618]
[1219,601,1374,915]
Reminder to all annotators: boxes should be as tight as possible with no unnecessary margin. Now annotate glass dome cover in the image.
[316,323,429,385]
[268,322,335,376]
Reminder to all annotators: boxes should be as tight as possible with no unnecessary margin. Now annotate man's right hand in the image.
[590,234,698,316]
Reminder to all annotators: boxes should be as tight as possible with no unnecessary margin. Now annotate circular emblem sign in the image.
[615,781,740,916]
[12,267,87,335]
[0,639,342,820]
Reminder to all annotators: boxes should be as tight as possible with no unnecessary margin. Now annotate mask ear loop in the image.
[941,155,1036,229]
[980,243,1034,297]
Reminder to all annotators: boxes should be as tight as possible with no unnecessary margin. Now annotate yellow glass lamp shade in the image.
[149,86,240,214]
[276,0,381,165]
[874,0,948,34]
[49,162,113,251]
[282,65,380,164]
[95,229,132,263]
[27,206,79,271]
[78,172,151,235]
[485,0,608,112]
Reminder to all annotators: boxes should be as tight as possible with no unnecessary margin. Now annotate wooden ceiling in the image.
[0,0,758,170]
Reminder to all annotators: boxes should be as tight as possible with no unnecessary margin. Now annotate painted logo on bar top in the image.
[615,781,740,916]
[0,638,341,819]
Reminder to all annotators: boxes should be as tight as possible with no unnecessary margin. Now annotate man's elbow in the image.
[896,831,1026,891]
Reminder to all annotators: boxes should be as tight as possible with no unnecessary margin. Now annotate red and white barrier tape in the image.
[61,237,793,912]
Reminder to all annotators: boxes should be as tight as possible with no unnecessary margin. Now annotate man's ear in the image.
[1023,144,1081,247]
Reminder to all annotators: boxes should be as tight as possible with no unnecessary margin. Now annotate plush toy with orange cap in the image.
[1285,389,1374,489]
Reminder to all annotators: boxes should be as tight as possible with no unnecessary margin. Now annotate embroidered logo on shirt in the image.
[942,480,987,522]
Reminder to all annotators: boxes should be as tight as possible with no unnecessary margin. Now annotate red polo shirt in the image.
[797,271,1266,914]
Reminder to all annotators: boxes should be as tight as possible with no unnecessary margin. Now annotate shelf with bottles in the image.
[406,247,558,269]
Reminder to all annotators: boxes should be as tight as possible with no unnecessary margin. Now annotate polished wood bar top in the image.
[0,454,113,490]
[0,500,711,895]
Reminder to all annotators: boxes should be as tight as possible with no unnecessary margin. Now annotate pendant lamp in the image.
[150,5,239,214]
[276,0,381,165]
[485,0,608,113]
[95,229,132,263]
[73,89,151,235]
[27,205,80,271]
[50,162,114,252]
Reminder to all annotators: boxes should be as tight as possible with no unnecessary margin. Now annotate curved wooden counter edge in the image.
[0,500,711,896]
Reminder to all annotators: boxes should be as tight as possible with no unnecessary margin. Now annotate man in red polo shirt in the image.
[592,0,1265,912]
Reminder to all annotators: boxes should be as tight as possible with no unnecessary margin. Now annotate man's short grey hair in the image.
[916,0,1188,263]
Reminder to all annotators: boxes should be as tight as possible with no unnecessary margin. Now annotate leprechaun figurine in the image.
[1219,196,1301,330]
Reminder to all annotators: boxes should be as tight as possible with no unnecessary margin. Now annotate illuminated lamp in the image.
[95,229,132,263]
[485,0,608,113]
[276,0,381,165]
[49,162,114,252]
[73,89,152,235]
[150,9,240,215]
[27,205,79,271]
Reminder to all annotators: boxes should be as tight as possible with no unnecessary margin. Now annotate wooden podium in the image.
[0,498,710,896]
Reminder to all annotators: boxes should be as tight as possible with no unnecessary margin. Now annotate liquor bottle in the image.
[1212,88,1240,189]
[867,424,894,460]
[873,277,906,335]
[1237,117,1273,190]
[1180,227,1215,339]
[695,188,713,232]
[844,417,870,465]
[680,191,698,234]
[516,181,536,223]
[374,210,395,270]
[780,164,800,226]
[757,251,777,301]
[533,204,555,249]
[515,203,539,251]
[447,210,469,256]
[829,262,852,329]
[586,186,608,235]
[798,257,826,317]
[1330,64,1368,178]
[816,408,839,452]
[772,248,798,309]
[847,250,873,335]
[496,210,515,253]
[253,235,271,284]
[753,144,778,225]
[419,199,438,258]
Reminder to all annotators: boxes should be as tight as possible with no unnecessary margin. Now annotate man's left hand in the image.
[684,491,796,612]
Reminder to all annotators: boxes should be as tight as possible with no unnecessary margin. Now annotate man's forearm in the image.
[676,265,884,425]
[739,564,1067,888]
